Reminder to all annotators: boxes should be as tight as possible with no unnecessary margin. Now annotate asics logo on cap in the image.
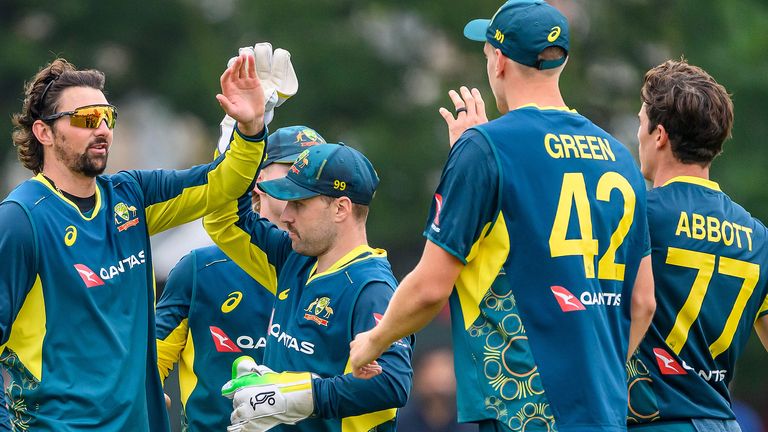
[548,26,561,42]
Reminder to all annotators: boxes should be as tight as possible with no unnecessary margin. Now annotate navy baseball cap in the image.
[261,125,326,169]
[258,143,379,205]
[463,0,569,70]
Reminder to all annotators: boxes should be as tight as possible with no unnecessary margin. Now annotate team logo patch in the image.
[296,129,324,147]
[74,264,105,288]
[209,326,242,353]
[653,348,687,375]
[303,297,334,326]
[550,285,586,312]
[289,150,311,175]
[113,202,140,232]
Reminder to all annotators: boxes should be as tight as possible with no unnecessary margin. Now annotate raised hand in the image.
[216,54,266,136]
[438,86,488,148]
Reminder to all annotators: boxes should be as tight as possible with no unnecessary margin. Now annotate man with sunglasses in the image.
[0,53,266,431]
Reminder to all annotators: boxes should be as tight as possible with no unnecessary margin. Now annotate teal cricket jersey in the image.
[155,245,274,432]
[204,192,413,432]
[626,177,768,425]
[424,105,650,432]
[0,128,265,431]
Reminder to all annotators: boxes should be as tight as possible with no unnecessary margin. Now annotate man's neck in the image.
[504,79,566,111]
[652,163,710,188]
[42,164,97,197]
[315,228,369,275]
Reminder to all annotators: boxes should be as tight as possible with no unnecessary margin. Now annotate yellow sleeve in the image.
[143,128,266,236]
[156,319,189,382]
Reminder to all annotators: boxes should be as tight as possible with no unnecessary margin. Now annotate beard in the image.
[53,134,109,178]
[288,222,336,257]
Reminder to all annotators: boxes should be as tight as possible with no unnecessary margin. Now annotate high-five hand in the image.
[438,86,488,147]
[216,53,266,136]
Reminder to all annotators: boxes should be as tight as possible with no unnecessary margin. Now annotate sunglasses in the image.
[41,104,117,129]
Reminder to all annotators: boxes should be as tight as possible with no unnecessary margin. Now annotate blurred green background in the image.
[1,0,766,428]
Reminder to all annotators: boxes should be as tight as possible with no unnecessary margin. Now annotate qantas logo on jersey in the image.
[210,326,268,352]
[430,194,443,233]
[551,285,621,312]
[373,313,384,326]
[99,250,146,280]
[74,264,106,288]
[652,348,687,375]
[268,310,315,355]
[209,326,241,352]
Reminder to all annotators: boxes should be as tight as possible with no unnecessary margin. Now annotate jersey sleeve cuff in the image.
[423,231,468,265]
[234,124,267,142]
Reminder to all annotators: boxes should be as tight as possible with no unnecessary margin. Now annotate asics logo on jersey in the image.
[652,348,687,375]
[74,264,105,288]
[278,289,290,301]
[64,225,77,246]
[550,286,586,311]
[209,326,242,353]
[221,291,243,313]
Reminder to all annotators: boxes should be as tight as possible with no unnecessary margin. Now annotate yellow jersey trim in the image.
[32,174,103,221]
[514,103,577,113]
[307,245,386,284]
[455,212,511,329]
[179,320,198,407]
[662,176,721,192]
[4,275,46,381]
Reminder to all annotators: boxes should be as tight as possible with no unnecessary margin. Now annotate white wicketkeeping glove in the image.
[222,356,315,432]
[217,42,298,155]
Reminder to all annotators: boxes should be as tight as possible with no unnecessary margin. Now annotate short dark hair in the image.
[11,58,106,173]
[641,59,733,165]
[319,195,370,222]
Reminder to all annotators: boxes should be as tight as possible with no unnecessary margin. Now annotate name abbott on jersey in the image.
[675,211,753,251]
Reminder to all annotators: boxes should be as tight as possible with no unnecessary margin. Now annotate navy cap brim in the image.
[257,177,320,201]
[464,19,490,41]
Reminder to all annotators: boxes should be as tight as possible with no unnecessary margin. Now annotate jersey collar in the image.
[33,173,103,220]
[661,175,721,192]
[307,245,386,284]
[514,103,577,113]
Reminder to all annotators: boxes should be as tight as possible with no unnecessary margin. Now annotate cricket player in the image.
[155,125,325,432]
[204,143,413,431]
[0,52,266,431]
[626,60,768,432]
[349,1,656,431]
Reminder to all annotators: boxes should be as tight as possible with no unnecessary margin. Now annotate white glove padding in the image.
[227,42,298,126]
[222,356,315,432]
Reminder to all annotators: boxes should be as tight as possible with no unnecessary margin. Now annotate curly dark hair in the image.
[11,58,106,174]
[641,59,733,166]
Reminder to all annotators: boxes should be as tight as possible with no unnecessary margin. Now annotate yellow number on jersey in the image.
[665,247,759,358]
[549,172,636,280]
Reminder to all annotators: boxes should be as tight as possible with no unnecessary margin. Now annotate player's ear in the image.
[32,120,54,147]
[333,197,353,223]
[655,123,669,150]
[494,48,506,78]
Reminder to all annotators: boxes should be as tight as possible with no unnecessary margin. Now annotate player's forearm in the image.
[203,127,266,207]
[312,352,412,418]
[628,256,656,359]
[369,269,449,348]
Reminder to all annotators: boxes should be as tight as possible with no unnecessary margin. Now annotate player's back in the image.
[457,106,649,432]
[627,177,768,423]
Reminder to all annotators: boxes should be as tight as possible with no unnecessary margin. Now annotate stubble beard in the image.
[53,133,109,178]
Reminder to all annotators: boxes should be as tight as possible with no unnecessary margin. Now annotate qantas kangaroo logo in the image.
[550,286,586,312]
[209,326,242,353]
[653,348,687,375]
[73,264,105,288]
